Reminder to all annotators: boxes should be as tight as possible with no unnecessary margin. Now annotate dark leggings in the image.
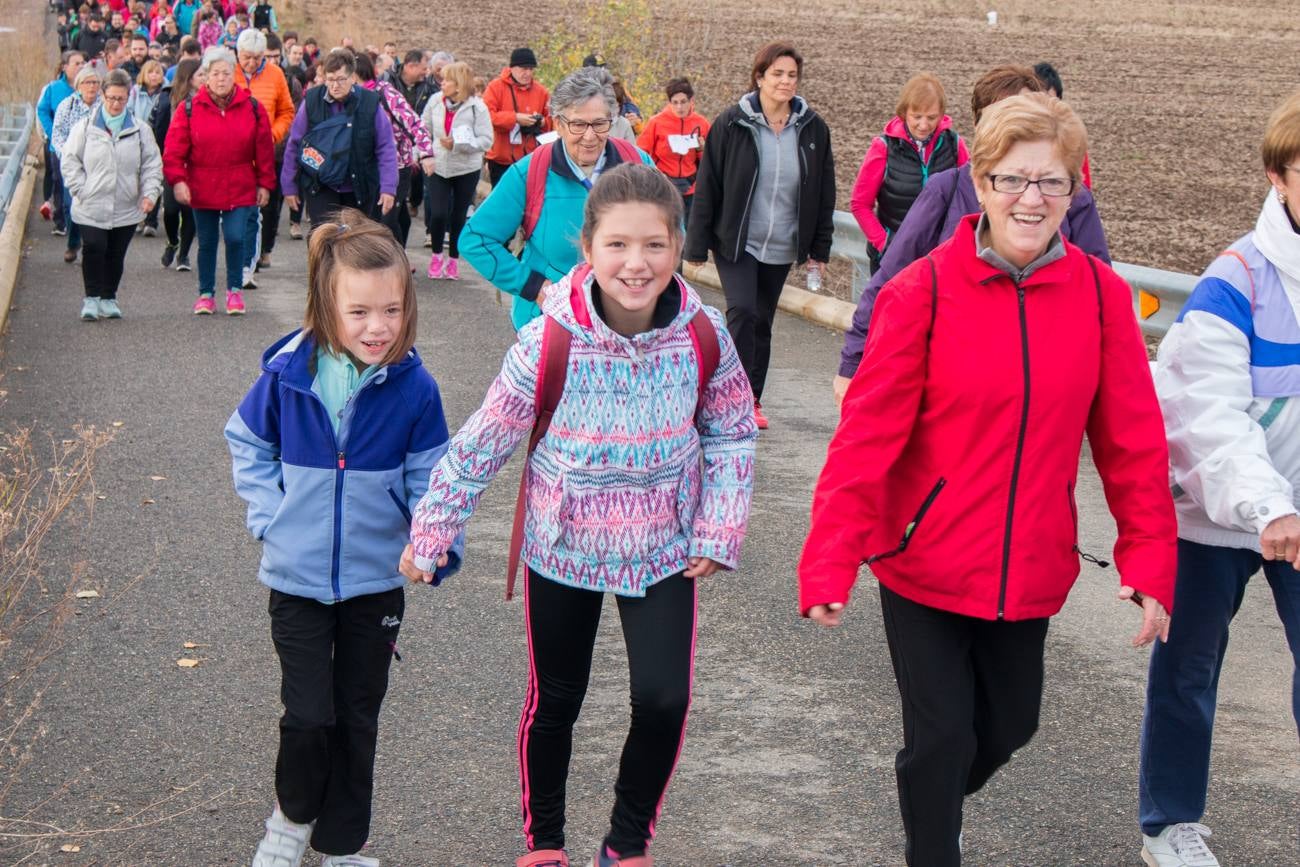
[519,569,696,858]
[713,250,792,402]
[379,166,413,246]
[162,184,195,257]
[425,170,479,257]
[78,224,136,299]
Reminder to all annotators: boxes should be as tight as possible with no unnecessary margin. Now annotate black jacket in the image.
[685,94,835,265]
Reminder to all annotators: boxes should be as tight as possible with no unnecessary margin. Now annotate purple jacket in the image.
[838,163,1111,377]
[280,89,398,199]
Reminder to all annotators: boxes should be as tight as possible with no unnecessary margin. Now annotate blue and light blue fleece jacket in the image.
[37,75,74,141]
[225,329,463,603]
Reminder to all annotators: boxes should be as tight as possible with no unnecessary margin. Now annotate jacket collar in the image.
[261,329,420,391]
[739,91,809,129]
[541,265,704,352]
[548,137,638,185]
[949,214,1072,289]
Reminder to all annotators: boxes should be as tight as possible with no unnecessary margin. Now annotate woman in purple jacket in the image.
[833,64,1112,404]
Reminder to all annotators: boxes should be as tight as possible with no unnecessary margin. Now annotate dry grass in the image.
[0,0,59,105]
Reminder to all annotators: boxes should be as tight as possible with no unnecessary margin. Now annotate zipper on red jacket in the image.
[998,285,1031,620]
[864,477,946,565]
[1068,480,1111,568]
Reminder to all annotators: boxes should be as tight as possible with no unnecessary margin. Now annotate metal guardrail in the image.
[0,103,34,220]
[828,208,1194,337]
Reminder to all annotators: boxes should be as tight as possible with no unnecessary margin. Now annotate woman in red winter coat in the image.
[798,93,1177,867]
[164,45,274,315]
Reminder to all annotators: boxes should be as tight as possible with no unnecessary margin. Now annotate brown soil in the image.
[287,0,1300,282]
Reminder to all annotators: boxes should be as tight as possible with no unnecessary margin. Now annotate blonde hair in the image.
[439,61,474,100]
[896,72,945,118]
[304,209,417,367]
[136,59,164,88]
[970,92,1088,187]
[1262,90,1300,178]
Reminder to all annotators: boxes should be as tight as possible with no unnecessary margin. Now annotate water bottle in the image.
[806,264,822,293]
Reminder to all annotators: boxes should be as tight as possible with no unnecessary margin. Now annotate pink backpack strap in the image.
[687,308,719,414]
[505,315,572,600]
[609,137,641,164]
[520,142,554,242]
[1219,249,1256,310]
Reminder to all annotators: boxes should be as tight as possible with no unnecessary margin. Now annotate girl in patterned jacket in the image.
[404,164,758,867]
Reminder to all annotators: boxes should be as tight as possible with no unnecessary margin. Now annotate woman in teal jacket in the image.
[460,66,653,330]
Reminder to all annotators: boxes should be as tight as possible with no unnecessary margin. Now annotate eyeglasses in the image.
[558,116,612,135]
[324,75,352,86]
[102,94,127,103]
[986,174,1075,197]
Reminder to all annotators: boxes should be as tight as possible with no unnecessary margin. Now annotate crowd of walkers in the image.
[33,3,1300,866]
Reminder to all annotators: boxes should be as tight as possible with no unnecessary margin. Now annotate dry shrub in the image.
[0,0,59,104]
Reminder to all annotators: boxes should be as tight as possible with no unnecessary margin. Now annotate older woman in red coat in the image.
[798,93,1177,867]
[164,45,274,315]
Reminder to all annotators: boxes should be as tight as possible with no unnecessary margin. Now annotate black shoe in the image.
[243,277,258,290]
[161,245,176,268]
[175,256,192,272]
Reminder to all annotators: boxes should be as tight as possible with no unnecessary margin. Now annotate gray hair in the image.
[200,46,236,74]
[73,66,103,88]
[102,69,133,92]
[551,67,617,118]
[429,50,454,67]
[236,28,267,56]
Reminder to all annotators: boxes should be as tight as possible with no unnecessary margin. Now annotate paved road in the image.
[0,197,1296,866]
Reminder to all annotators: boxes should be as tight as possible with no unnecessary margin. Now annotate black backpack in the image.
[297,97,356,193]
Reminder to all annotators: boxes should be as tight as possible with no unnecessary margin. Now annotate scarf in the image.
[1253,191,1300,301]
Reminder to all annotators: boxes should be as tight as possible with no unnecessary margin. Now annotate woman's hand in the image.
[438,135,453,150]
[807,602,845,628]
[140,196,155,213]
[420,154,436,174]
[684,556,720,579]
[1260,513,1300,567]
[832,374,851,407]
[378,192,395,214]
[283,193,299,211]
[256,187,271,207]
[1119,586,1170,647]
[174,181,191,206]
[399,543,447,584]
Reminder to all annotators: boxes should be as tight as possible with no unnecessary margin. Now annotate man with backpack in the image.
[281,49,398,230]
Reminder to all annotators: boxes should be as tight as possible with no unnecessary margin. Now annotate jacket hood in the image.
[194,82,252,110]
[497,66,536,90]
[541,264,706,353]
[882,113,955,143]
[738,91,810,128]
[260,329,424,390]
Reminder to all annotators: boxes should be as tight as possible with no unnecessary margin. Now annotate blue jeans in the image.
[61,183,80,250]
[1138,538,1300,835]
[193,205,255,294]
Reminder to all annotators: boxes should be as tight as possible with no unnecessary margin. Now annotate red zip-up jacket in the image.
[163,85,275,211]
[798,215,1176,621]
[637,106,711,195]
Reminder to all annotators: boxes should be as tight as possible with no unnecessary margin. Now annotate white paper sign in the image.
[668,133,699,155]
[509,124,523,145]
[536,131,560,145]
[451,125,475,146]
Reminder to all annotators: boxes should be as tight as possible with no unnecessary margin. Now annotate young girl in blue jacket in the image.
[226,211,463,867]
[404,164,758,867]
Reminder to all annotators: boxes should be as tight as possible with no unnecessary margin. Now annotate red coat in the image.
[163,85,275,211]
[636,106,710,195]
[798,215,1176,621]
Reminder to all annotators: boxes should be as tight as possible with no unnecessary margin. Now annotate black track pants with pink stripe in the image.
[518,569,696,858]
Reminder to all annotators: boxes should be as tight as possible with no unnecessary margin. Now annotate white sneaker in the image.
[320,854,379,866]
[80,297,100,321]
[97,298,122,319]
[1141,823,1220,867]
[251,805,313,867]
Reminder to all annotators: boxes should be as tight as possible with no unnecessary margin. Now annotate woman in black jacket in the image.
[684,41,835,430]
[152,58,201,271]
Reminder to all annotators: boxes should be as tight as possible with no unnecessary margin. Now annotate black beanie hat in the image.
[509,47,537,68]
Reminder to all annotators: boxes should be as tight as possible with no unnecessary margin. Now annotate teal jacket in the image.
[459,139,653,330]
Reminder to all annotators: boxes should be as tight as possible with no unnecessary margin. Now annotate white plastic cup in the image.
[987,10,998,26]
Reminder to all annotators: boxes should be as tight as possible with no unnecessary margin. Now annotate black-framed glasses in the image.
[557,116,612,135]
[987,174,1075,197]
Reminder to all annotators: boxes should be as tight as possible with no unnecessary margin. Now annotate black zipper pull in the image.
[388,640,401,662]
[1074,545,1110,568]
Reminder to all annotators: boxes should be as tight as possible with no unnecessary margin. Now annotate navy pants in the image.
[193,205,255,294]
[1139,538,1300,836]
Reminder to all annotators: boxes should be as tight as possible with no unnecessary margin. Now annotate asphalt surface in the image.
[0,196,1296,867]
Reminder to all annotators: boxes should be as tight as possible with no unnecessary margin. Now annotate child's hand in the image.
[684,556,720,579]
[399,543,447,584]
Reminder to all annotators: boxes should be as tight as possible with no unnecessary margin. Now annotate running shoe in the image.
[161,245,176,268]
[192,294,215,315]
[444,258,460,280]
[517,850,569,867]
[1141,824,1220,867]
[753,401,769,430]
[251,805,312,867]
[225,290,246,315]
[80,297,100,321]
[175,256,192,272]
[427,253,444,279]
[98,298,122,319]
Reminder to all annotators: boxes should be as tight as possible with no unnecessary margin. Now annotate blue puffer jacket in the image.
[459,138,653,331]
[37,75,74,141]
[225,330,463,603]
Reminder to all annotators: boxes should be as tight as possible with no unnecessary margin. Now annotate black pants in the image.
[487,159,510,187]
[408,168,424,215]
[520,570,695,858]
[305,188,361,229]
[713,250,792,402]
[379,166,413,246]
[48,149,66,231]
[260,158,284,255]
[79,224,136,299]
[426,170,478,258]
[162,183,195,257]
[269,587,403,856]
[878,584,1048,867]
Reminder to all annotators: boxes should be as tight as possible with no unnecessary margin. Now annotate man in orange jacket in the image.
[234,28,295,282]
[482,47,550,187]
[636,77,710,224]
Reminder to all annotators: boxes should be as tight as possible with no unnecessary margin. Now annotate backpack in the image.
[251,3,272,29]
[504,262,720,599]
[521,138,641,240]
[297,98,356,193]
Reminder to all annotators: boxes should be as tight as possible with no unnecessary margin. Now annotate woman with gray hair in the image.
[51,65,103,263]
[163,45,275,316]
[61,68,164,320]
[460,65,652,329]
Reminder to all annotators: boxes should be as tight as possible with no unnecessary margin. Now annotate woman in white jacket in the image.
[420,61,492,280]
[61,68,164,321]
[1142,91,1300,867]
